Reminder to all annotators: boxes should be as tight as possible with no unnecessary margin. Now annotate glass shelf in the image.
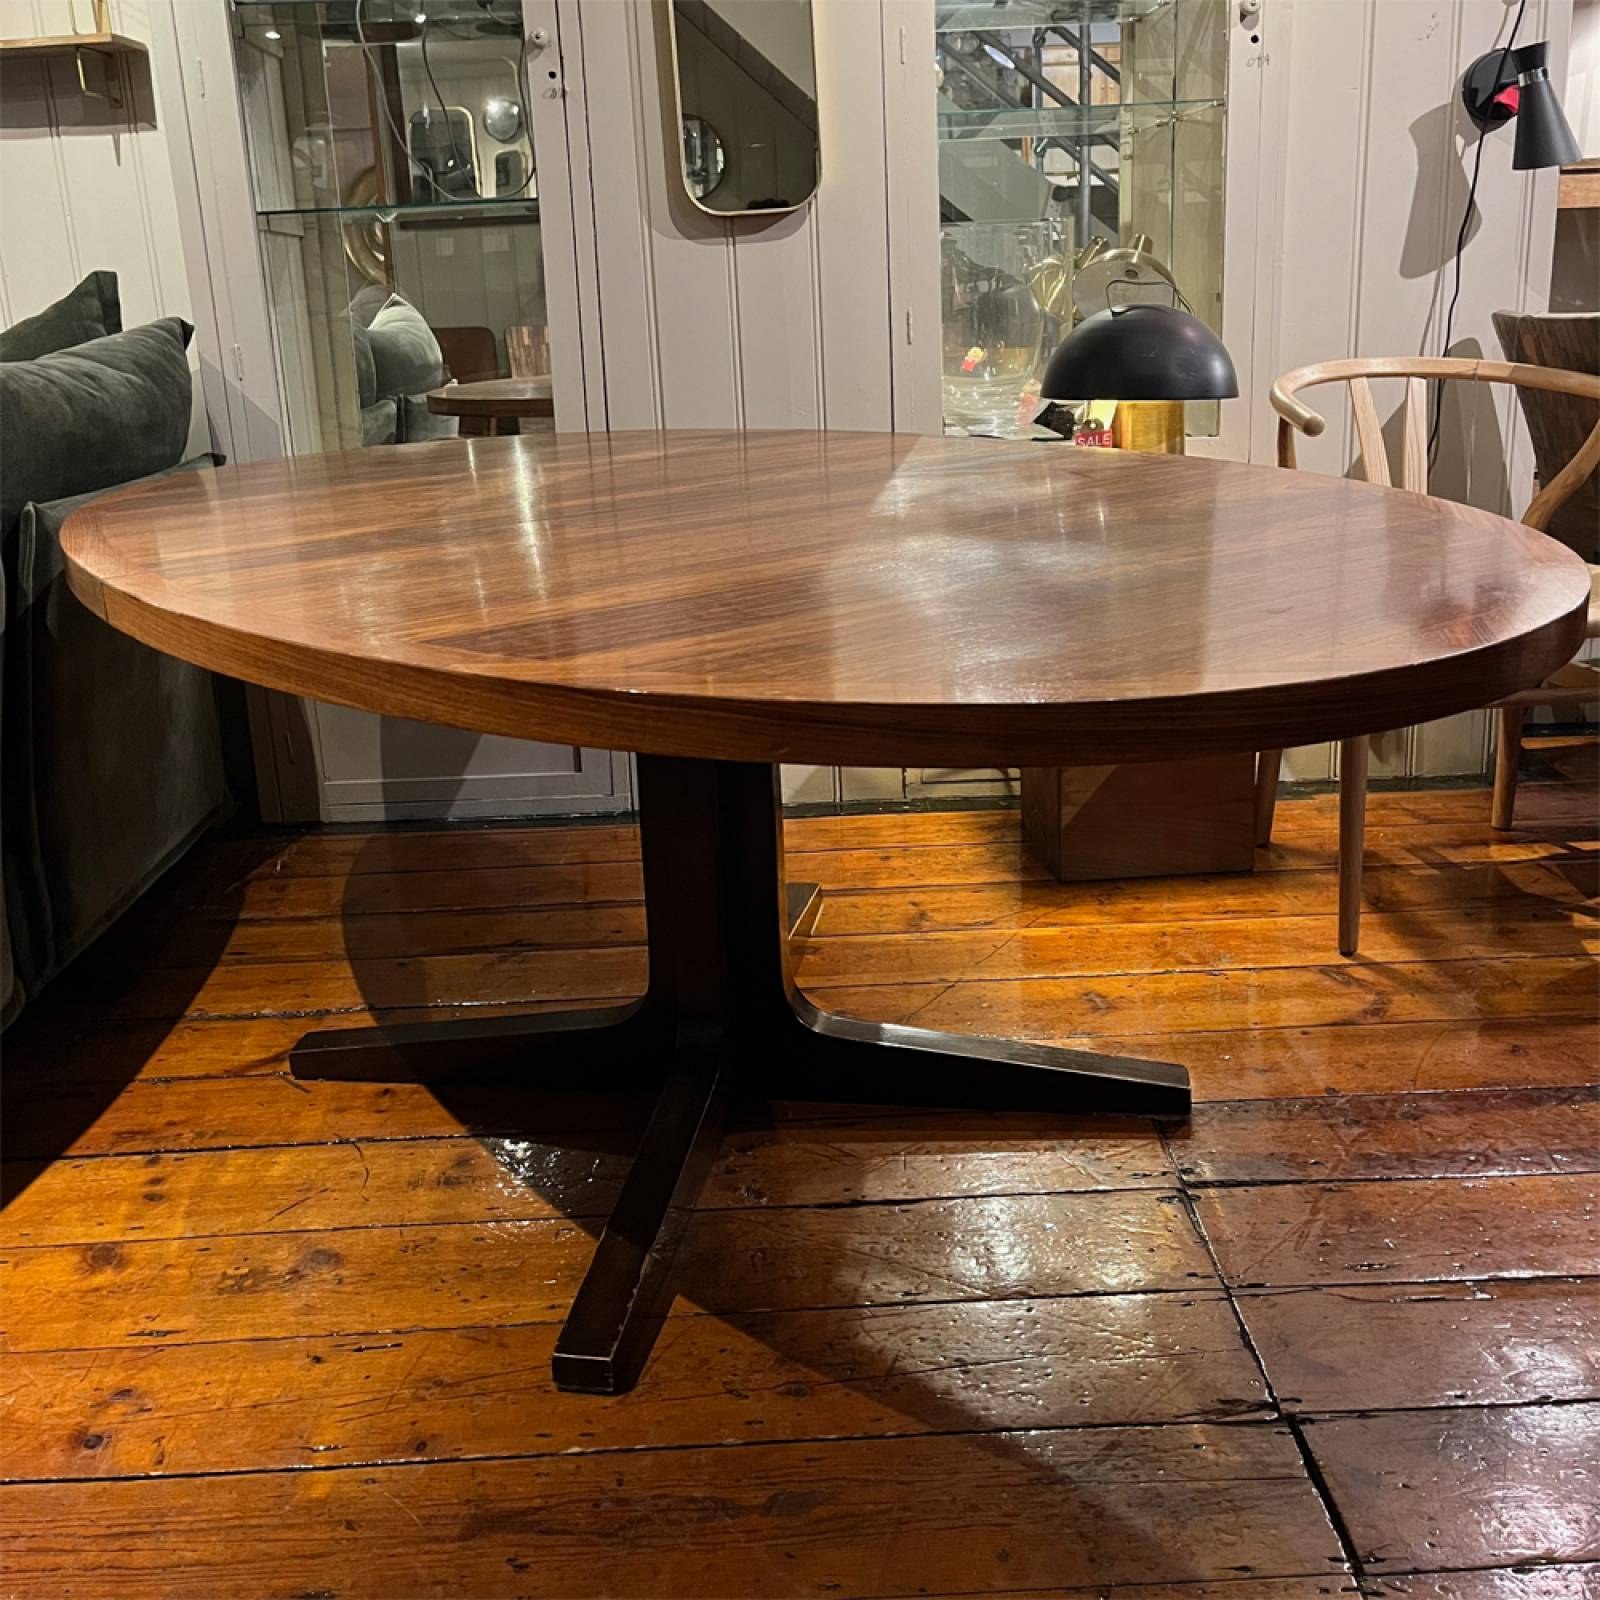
[235,0,519,21]
[937,97,1221,142]
[256,195,537,221]
[935,0,1176,34]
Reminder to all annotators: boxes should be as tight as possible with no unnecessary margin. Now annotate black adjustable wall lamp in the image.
[1460,39,1582,170]
[1427,24,1582,463]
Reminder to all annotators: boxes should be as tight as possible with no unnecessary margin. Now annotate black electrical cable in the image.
[417,13,474,191]
[420,8,538,201]
[353,0,536,205]
[354,0,453,202]
[1429,0,1528,465]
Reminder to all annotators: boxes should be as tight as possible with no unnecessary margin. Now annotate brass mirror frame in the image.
[664,0,821,218]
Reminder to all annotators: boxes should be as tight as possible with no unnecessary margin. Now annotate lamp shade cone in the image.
[1040,303,1238,401]
[1509,42,1582,169]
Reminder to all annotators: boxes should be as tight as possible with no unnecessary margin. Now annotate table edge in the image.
[63,551,1590,768]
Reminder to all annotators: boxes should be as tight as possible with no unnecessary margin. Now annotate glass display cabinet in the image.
[934,0,1229,438]
[231,0,551,454]
[165,0,630,823]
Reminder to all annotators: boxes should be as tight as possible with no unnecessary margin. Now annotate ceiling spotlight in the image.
[264,27,281,39]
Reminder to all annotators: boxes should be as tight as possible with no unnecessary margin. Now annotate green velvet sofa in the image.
[1,273,230,1026]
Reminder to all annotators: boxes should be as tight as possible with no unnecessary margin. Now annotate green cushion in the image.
[0,271,122,362]
[0,318,193,538]
[361,398,398,446]
[367,296,443,398]
[399,395,458,444]
[352,320,378,409]
[2,456,228,1015]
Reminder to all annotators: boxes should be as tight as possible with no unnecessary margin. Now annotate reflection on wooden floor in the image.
[2,737,1596,1597]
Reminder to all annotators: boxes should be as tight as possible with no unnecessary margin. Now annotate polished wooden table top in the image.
[63,430,1589,767]
[426,376,554,420]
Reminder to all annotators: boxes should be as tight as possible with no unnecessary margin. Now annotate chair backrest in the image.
[1492,311,1600,556]
[1270,355,1600,533]
[435,325,501,385]
[506,323,551,379]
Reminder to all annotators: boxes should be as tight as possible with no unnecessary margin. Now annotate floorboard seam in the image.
[1176,1167,1600,1191]
[0,1413,1342,1490]
[1167,1139,1370,1588]
[0,1285,1258,1358]
[1285,1415,1372,1589]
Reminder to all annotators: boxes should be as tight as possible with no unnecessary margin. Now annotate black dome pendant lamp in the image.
[1041,303,1238,405]
[1040,302,1238,454]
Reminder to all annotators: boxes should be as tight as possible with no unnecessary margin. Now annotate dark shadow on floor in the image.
[1,830,286,1205]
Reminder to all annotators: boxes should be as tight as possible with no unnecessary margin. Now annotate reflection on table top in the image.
[61,430,1590,767]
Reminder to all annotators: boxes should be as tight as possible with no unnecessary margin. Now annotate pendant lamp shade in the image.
[1040,303,1238,402]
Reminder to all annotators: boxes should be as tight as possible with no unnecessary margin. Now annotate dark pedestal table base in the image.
[289,756,1191,1395]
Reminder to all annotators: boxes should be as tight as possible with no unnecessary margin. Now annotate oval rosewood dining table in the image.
[62,430,1590,1395]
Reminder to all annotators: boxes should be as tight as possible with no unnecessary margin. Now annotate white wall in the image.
[1551,0,1597,309]
[574,0,932,441]
[1250,0,1574,782]
[1566,0,1599,149]
[0,0,205,451]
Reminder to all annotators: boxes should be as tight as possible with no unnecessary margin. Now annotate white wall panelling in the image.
[1253,0,1573,782]
[527,0,600,431]
[882,0,942,438]
[1567,0,1600,148]
[0,0,206,451]
[577,0,924,434]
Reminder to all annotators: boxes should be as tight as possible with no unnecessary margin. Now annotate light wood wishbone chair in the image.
[1254,355,1600,956]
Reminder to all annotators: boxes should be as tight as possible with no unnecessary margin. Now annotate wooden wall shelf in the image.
[0,30,147,110]
[0,31,147,58]
[1558,160,1600,212]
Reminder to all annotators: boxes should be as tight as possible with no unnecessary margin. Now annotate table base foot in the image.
[288,1001,657,1085]
[551,1051,727,1394]
[288,756,1189,1394]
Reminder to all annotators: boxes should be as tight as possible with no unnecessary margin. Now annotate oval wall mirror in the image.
[666,0,820,215]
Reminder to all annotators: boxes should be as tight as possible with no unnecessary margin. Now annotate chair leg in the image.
[1337,736,1369,958]
[1492,704,1527,831]
[1253,749,1283,847]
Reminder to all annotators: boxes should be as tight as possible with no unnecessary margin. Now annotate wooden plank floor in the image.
[2,742,1597,1599]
